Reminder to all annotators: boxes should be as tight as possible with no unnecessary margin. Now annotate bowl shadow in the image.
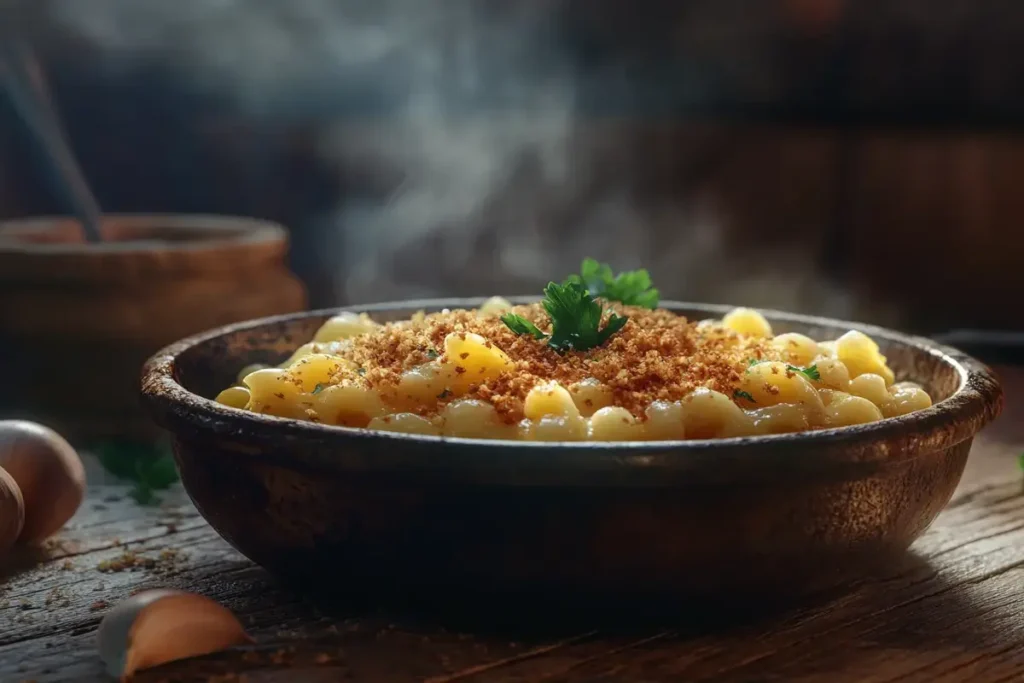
[131,549,1001,682]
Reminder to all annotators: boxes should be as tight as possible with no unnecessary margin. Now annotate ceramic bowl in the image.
[0,214,307,443]
[140,300,1003,611]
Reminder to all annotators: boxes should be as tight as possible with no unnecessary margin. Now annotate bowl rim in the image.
[140,298,1004,484]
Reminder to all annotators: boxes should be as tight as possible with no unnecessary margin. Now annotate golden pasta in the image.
[313,312,379,343]
[214,386,250,410]
[367,413,440,436]
[568,377,613,417]
[643,400,687,440]
[441,399,511,439]
[771,332,819,366]
[588,406,643,441]
[525,415,588,442]
[217,297,934,442]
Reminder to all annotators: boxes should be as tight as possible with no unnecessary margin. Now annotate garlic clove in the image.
[124,594,253,677]
[97,590,252,680]
[0,466,25,553]
[0,420,86,543]
[97,589,185,678]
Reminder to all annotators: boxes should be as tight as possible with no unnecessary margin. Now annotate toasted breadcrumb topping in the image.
[320,303,782,423]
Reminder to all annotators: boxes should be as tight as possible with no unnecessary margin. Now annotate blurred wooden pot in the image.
[0,215,308,444]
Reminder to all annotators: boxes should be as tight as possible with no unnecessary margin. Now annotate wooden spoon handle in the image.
[0,40,103,244]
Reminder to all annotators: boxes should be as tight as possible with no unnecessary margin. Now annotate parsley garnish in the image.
[501,281,629,353]
[95,440,179,506]
[357,367,366,376]
[788,364,821,382]
[500,314,548,340]
[311,383,325,395]
[437,389,452,399]
[733,389,756,403]
[425,349,439,360]
[566,258,659,309]
[1019,453,1024,472]
[747,358,765,368]
[544,281,629,352]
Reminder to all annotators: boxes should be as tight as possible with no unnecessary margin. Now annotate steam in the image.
[43,0,865,323]
[49,0,577,301]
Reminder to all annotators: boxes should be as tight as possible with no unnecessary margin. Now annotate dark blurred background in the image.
[3,0,1024,333]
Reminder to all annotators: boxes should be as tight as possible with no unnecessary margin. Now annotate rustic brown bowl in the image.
[140,300,1003,612]
[0,214,308,443]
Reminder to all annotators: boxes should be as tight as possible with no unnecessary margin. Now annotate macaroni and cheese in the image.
[215,297,933,442]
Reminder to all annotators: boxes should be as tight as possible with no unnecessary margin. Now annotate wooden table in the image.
[3,366,1022,683]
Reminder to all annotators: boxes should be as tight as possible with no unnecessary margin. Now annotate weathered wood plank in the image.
[1,366,1021,682]
[6,467,1023,683]
[0,460,552,682]
[452,481,1024,682]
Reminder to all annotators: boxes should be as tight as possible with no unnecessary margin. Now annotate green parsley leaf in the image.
[357,367,366,376]
[425,349,440,360]
[747,358,766,368]
[566,258,659,309]
[501,313,548,340]
[788,364,821,382]
[95,440,179,506]
[567,258,614,295]
[543,281,629,353]
[437,388,452,399]
[1018,453,1024,472]
[129,486,156,505]
[129,454,179,505]
[311,383,325,395]
[733,389,756,403]
[503,276,631,352]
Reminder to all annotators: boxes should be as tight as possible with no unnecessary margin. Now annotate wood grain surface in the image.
[2,366,1022,683]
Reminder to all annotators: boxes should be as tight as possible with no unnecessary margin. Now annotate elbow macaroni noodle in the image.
[215,301,934,442]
